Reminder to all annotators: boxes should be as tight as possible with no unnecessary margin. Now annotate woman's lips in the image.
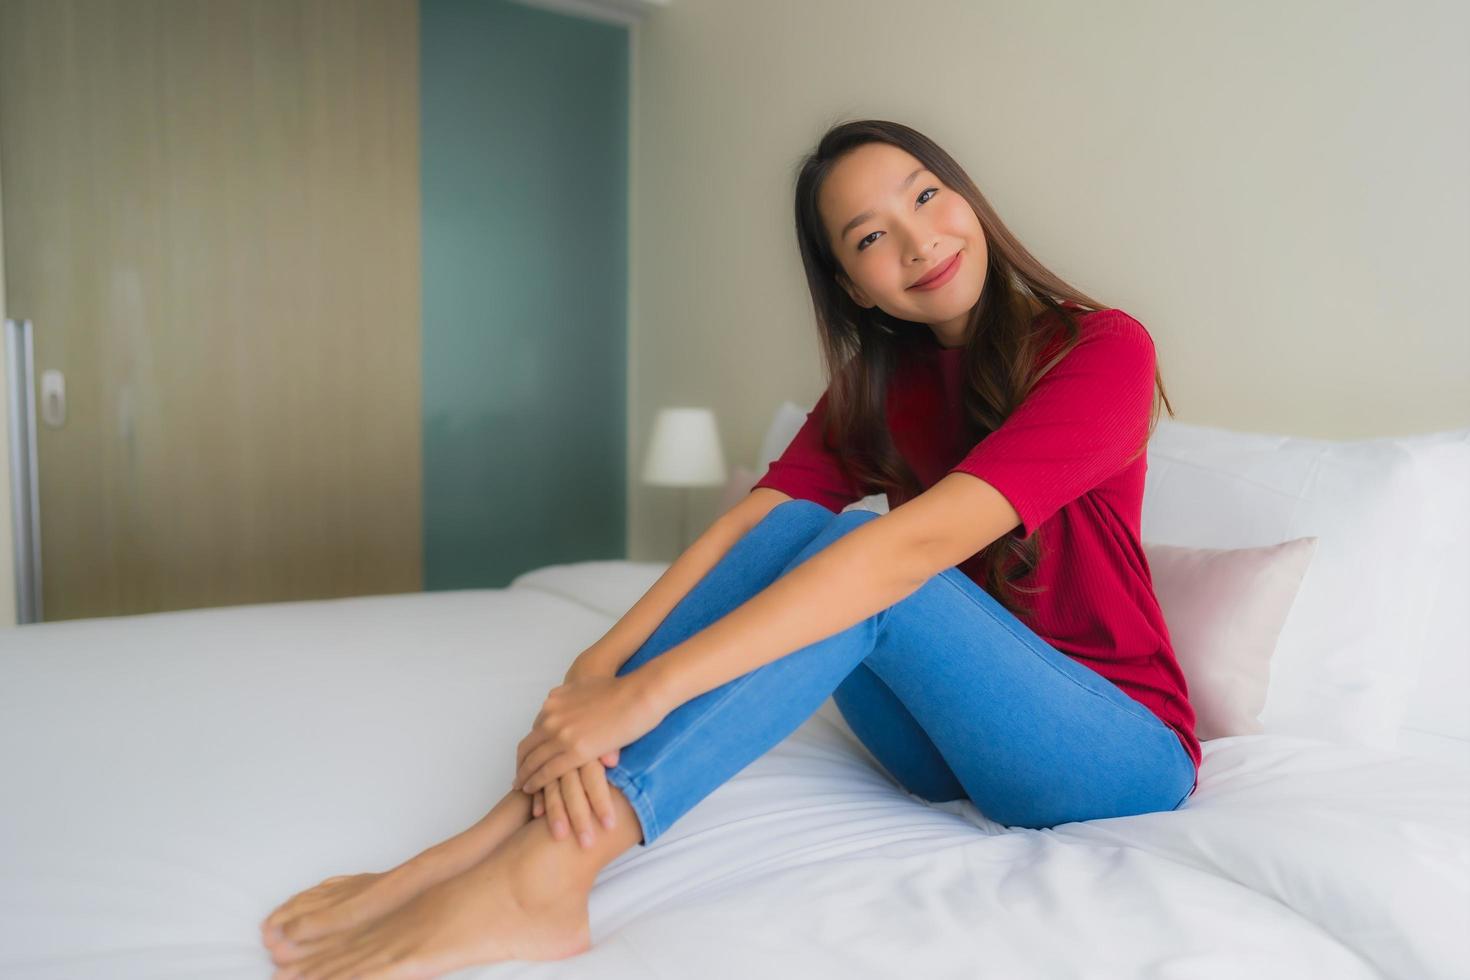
[907,250,963,291]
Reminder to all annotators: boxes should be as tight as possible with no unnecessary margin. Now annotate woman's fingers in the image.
[514,733,537,779]
[516,741,561,791]
[559,768,598,848]
[533,767,615,844]
[543,779,569,840]
[515,705,554,773]
[582,760,617,831]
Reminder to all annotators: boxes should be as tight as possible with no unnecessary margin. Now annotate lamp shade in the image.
[641,407,728,487]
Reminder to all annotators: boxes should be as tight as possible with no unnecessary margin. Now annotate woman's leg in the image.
[265,500,844,976]
[272,499,1196,977]
[829,662,968,803]
[603,498,850,842]
[264,498,837,961]
[837,525,1198,829]
[604,501,1196,843]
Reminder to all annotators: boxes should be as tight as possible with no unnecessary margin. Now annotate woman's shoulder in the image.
[1058,302,1152,339]
[1024,305,1157,388]
[1053,305,1157,363]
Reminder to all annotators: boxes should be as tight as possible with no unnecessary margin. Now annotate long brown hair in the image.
[792,118,1173,615]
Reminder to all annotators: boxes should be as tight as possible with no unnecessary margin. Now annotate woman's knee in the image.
[775,497,832,517]
[778,504,878,559]
[816,506,881,540]
[759,497,838,534]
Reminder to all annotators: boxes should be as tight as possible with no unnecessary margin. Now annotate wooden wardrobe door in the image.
[0,0,422,620]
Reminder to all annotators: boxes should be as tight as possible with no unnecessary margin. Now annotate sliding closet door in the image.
[421,0,628,590]
[0,0,422,621]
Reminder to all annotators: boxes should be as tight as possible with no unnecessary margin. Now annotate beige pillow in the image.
[1145,538,1318,740]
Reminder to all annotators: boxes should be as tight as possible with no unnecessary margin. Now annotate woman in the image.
[260,118,1199,979]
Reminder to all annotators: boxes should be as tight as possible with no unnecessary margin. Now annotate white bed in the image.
[2,421,1468,979]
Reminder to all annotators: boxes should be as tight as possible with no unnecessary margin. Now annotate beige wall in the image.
[626,0,1470,560]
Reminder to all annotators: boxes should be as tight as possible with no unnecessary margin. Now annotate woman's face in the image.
[819,142,987,348]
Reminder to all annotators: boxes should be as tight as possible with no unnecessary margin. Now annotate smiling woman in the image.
[260,117,1198,980]
[743,118,1199,764]
[820,146,992,348]
[788,122,1173,611]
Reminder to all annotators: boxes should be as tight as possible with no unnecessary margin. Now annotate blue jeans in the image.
[605,499,1196,845]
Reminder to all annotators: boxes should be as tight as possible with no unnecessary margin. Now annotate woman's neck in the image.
[931,292,1051,351]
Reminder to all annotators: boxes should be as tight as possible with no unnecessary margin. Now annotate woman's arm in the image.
[631,472,1020,711]
[511,475,1018,795]
[522,491,797,837]
[567,487,798,678]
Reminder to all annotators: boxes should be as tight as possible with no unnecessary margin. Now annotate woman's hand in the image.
[532,761,622,848]
[515,670,666,796]
[523,658,627,849]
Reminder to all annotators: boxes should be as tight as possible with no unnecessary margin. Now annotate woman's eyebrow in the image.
[840,167,929,241]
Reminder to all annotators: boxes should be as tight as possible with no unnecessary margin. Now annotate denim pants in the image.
[604,499,1196,846]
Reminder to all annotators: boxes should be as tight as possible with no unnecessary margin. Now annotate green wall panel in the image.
[421,0,628,590]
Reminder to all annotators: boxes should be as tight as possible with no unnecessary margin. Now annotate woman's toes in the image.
[262,911,305,945]
[262,872,385,940]
[262,907,296,939]
[267,930,341,967]
[287,908,337,942]
[273,935,373,980]
[262,891,336,941]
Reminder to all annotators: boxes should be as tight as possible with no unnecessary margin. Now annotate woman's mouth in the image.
[907,250,963,291]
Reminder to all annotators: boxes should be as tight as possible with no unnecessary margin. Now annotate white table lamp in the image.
[642,406,728,554]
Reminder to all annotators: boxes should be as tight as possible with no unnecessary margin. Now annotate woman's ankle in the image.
[461,789,535,846]
[393,791,535,881]
[509,782,643,901]
[502,815,603,906]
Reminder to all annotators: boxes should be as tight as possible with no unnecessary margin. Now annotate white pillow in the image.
[1393,431,1470,760]
[747,404,1467,752]
[1143,420,1468,752]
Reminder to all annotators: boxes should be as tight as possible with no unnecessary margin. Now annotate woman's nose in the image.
[905,235,941,265]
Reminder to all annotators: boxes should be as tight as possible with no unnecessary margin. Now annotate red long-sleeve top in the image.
[752,306,1201,782]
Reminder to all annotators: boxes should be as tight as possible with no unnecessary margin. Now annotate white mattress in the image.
[1,560,1467,979]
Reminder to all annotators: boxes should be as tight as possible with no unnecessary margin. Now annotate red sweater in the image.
[752,306,1201,780]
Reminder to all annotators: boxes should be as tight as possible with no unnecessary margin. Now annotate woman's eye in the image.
[856,187,940,252]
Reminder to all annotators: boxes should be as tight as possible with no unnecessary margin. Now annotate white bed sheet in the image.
[0,560,1466,979]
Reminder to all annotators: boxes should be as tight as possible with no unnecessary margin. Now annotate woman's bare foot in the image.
[271,781,643,979]
[261,788,535,965]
